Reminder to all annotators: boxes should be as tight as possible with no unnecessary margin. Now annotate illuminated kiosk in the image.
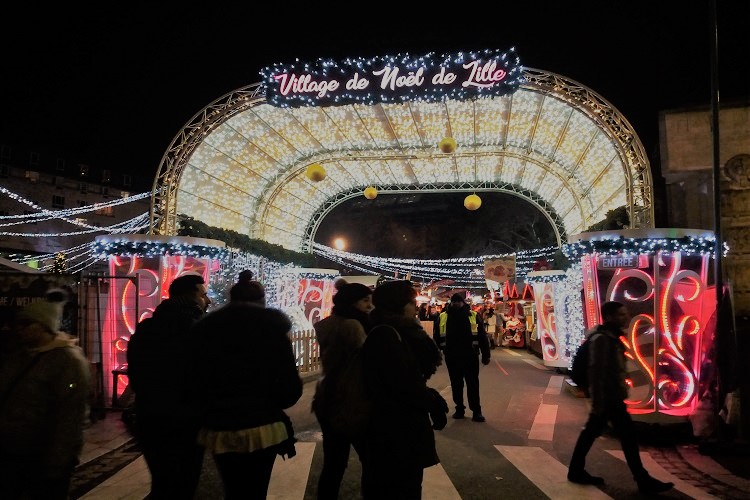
[566,228,718,423]
[93,234,226,406]
[526,270,569,368]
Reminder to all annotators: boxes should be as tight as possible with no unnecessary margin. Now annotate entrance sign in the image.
[261,48,524,108]
[598,254,640,269]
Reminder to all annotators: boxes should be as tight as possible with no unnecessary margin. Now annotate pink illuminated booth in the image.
[565,228,718,423]
[93,235,227,406]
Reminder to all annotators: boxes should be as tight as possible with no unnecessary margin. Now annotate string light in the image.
[0,213,150,237]
[0,188,150,220]
[562,235,728,259]
[312,243,558,286]
[93,238,230,260]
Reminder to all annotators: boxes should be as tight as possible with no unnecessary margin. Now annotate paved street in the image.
[73,347,750,499]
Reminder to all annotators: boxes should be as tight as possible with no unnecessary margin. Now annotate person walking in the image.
[189,272,302,500]
[0,294,91,500]
[312,279,374,500]
[568,301,674,495]
[484,307,497,349]
[362,280,446,499]
[126,273,211,499]
[435,293,491,422]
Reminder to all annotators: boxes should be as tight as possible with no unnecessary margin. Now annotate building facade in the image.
[0,144,151,269]
[660,101,750,315]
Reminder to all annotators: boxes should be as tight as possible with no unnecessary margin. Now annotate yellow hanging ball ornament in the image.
[464,193,482,211]
[439,137,457,154]
[305,163,326,182]
[363,186,378,199]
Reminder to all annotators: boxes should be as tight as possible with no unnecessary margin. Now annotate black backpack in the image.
[570,329,602,392]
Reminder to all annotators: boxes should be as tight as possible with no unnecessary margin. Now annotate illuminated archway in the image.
[149,68,653,251]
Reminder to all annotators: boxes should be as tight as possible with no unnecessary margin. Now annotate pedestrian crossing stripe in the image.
[268,442,315,499]
[77,443,731,500]
[496,445,612,499]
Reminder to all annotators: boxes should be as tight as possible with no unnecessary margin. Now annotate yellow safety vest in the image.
[438,310,479,348]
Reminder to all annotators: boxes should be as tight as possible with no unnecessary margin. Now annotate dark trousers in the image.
[569,399,648,480]
[317,418,368,500]
[136,418,204,499]
[445,352,481,413]
[213,448,277,500]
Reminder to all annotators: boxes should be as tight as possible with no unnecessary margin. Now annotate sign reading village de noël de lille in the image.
[261,48,525,108]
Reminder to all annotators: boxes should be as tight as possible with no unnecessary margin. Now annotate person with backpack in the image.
[311,279,374,500]
[568,301,674,495]
[362,280,446,499]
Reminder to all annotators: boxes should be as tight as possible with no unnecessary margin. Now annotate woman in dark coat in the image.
[312,279,373,499]
[189,272,302,499]
[362,280,446,499]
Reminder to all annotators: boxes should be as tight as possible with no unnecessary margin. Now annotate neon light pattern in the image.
[591,249,716,418]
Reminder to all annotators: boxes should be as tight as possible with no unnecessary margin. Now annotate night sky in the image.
[2,3,748,257]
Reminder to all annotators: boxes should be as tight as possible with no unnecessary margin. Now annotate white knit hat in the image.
[18,300,63,334]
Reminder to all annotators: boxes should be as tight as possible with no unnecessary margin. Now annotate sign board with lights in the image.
[261,48,524,108]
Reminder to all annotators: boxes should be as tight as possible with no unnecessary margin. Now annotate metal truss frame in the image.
[149,68,653,246]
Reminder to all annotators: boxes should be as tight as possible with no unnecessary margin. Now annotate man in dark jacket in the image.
[126,273,211,499]
[568,301,674,495]
[434,293,491,422]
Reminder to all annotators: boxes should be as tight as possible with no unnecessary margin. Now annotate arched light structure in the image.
[149,68,653,251]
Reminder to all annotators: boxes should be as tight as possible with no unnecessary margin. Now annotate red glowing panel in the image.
[587,249,716,418]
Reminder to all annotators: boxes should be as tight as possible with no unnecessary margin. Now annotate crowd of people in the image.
[0,274,672,499]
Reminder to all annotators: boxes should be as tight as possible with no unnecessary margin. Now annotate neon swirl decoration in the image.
[597,249,708,415]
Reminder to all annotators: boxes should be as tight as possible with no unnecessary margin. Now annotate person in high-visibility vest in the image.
[434,293,491,422]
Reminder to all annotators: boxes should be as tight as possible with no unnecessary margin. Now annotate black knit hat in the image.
[450,292,466,303]
[372,280,417,313]
[332,279,372,307]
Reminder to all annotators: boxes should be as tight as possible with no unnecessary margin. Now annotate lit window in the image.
[25,170,39,183]
[95,206,114,217]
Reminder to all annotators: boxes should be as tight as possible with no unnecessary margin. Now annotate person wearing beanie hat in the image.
[435,291,491,422]
[187,272,302,499]
[361,280,447,498]
[312,278,373,499]
[0,296,90,499]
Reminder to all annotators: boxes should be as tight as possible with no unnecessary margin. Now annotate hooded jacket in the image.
[0,332,90,477]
